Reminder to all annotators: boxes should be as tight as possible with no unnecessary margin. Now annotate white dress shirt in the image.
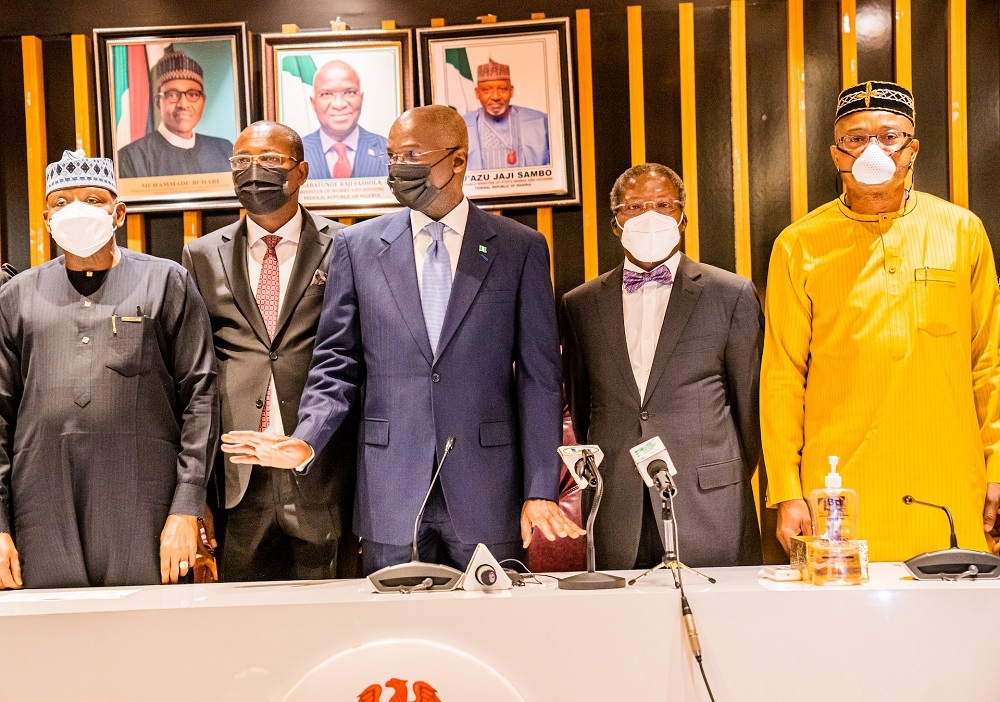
[410,197,469,291]
[320,126,360,176]
[157,121,195,149]
[623,251,681,400]
[245,207,304,436]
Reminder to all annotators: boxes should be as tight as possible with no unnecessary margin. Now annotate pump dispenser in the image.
[809,456,863,585]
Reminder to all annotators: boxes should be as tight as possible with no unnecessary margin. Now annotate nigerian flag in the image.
[281,55,319,134]
[444,48,478,114]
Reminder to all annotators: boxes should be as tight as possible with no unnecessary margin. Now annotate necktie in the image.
[622,265,673,294]
[256,234,281,430]
[421,221,451,355]
[331,142,351,179]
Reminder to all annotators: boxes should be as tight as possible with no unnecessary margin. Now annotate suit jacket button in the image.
[431,373,440,383]
[269,352,278,361]
[640,411,649,421]
[255,399,264,409]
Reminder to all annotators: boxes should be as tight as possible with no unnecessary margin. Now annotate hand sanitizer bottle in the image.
[809,456,862,586]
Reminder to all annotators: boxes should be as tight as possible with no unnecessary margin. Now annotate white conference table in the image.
[1,563,997,701]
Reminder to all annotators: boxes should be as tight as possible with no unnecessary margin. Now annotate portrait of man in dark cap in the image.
[117,50,235,178]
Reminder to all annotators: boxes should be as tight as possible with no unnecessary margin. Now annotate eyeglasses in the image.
[836,130,913,155]
[228,153,300,170]
[158,89,205,104]
[315,89,361,101]
[378,146,460,167]
[614,199,682,217]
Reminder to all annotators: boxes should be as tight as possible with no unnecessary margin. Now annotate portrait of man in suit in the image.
[301,60,389,180]
[182,121,357,581]
[560,163,765,570]
[222,105,582,575]
[463,58,549,170]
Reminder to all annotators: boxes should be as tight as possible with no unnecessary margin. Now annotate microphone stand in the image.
[628,476,716,587]
[558,450,626,590]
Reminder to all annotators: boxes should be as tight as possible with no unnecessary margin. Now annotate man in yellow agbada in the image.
[762,80,1000,562]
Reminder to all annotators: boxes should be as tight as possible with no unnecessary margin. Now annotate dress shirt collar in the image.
[246,206,304,248]
[157,121,196,149]
[410,197,470,239]
[320,125,360,155]
[623,250,681,287]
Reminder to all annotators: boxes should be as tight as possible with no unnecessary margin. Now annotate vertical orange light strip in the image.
[22,36,49,267]
[678,3,699,262]
[71,34,95,156]
[787,0,809,222]
[126,214,146,253]
[730,0,752,279]
[576,9,600,281]
[183,211,203,247]
[627,5,646,166]
[840,0,858,88]
[948,0,969,208]
[536,206,555,287]
[894,0,912,91]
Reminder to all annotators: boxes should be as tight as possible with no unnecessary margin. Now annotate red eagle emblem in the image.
[357,678,442,702]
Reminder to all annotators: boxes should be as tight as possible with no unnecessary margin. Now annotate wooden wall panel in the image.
[692,3,736,273]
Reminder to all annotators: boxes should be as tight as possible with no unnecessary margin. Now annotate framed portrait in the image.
[259,29,414,216]
[93,23,251,212]
[417,18,580,209]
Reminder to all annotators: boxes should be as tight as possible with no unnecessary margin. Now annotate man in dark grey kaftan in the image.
[0,150,218,589]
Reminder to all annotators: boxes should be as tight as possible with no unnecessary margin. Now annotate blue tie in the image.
[421,221,452,355]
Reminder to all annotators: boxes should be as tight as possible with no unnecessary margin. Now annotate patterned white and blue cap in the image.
[45,149,117,197]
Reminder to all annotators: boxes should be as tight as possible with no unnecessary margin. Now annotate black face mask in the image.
[386,149,458,211]
[233,165,292,215]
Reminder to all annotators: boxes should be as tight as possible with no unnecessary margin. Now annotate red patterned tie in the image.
[256,234,281,430]
[331,142,351,178]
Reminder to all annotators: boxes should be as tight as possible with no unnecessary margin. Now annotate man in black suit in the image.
[182,121,356,580]
[561,163,764,570]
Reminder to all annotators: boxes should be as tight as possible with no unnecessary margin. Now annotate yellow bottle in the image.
[809,456,863,586]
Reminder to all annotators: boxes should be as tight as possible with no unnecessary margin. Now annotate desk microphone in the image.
[902,495,958,548]
[900,494,1000,580]
[368,437,464,593]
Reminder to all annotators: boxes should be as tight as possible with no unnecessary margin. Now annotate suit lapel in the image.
[642,254,703,406]
[596,264,643,407]
[274,211,331,338]
[377,209,435,365]
[218,220,271,347]
[434,203,497,360]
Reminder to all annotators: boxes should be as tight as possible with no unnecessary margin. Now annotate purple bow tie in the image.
[622,265,673,293]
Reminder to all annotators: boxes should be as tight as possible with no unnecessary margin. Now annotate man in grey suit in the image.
[301,60,388,180]
[561,163,764,570]
[182,122,356,581]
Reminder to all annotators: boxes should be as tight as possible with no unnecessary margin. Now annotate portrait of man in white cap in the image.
[117,50,234,178]
[462,58,550,170]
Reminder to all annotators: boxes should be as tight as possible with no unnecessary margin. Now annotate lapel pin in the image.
[479,245,488,253]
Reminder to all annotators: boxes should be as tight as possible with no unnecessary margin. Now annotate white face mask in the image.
[48,200,117,258]
[618,210,681,264]
[851,141,898,185]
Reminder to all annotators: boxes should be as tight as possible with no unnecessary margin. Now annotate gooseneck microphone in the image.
[411,437,456,561]
[368,437,464,593]
[902,495,959,549]
[900,494,1000,580]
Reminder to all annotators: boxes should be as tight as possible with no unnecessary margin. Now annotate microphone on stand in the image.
[900,494,1000,580]
[902,495,958,549]
[368,437,464,593]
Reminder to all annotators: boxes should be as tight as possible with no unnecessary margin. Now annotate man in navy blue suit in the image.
[301,60,388,180]
[223,105,582,574]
